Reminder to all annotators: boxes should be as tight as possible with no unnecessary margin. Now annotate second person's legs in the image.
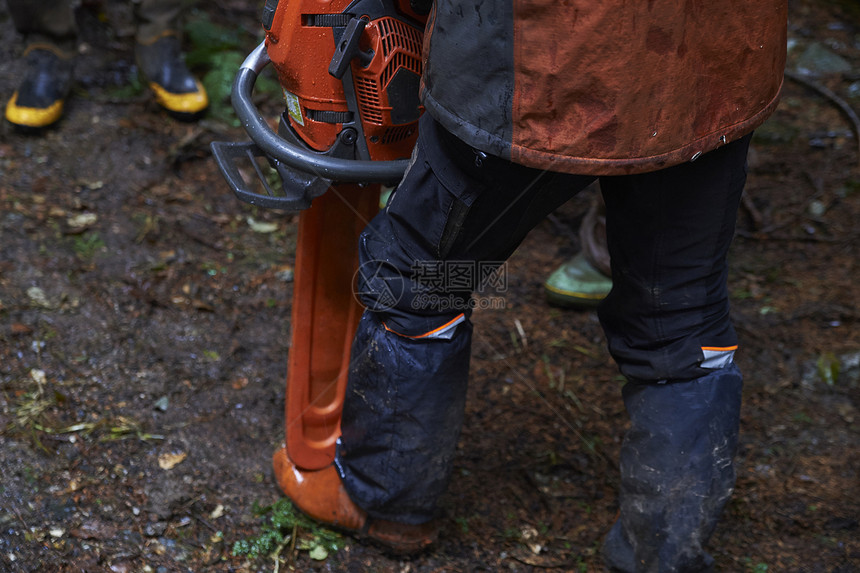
[133,0,208,116]
[4,0,76,128]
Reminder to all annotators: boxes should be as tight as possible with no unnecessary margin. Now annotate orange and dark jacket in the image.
[420,0,787,176]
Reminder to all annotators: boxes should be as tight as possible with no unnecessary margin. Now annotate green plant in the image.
[72,233,105,259]
[183,12,282,125]
[454,516,470,534]
[817,352,840,385]
[232,498,344,569]
[101,73,145,100]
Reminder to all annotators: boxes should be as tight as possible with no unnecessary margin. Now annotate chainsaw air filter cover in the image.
[262,0,426,162]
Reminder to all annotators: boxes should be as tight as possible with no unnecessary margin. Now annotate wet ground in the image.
[1,1,858,572]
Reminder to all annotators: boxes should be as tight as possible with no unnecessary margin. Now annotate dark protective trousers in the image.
[336,114,750,570]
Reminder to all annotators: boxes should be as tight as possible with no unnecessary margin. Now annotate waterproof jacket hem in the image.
[423,79,782,177]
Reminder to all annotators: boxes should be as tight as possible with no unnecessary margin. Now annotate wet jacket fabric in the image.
[420,0,787,175]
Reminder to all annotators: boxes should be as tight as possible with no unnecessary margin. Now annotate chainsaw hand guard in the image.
[210,43,412,211]
[210,140,330,210]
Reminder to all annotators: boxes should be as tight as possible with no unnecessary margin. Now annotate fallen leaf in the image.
[70,520,117,540]
[67,213,98,229]
[192,299,215,312]
[209,504,225,520]
[11,323,33,335]
[836,402,855,423]
[247,217,279,234]
[520,525,542,554]
[309,545,328,560]
[158,451,188,470]
[27,287,52,308]
[275,265,294,282]
[153,396,169,412]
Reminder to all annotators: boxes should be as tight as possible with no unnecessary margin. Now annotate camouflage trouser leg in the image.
[132,0,192,43]
[6,0,77,50]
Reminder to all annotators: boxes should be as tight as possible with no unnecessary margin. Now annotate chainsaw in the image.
[210,0,428,475]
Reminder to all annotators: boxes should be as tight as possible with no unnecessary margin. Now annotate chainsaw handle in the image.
[233,42,410,184]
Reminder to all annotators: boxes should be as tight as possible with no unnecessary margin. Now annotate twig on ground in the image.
[735,229,856,243]
[741,191,765,231]
[510,552,576,569]
[785,69,860,168]
[739,170,830,237]
[514,319,528,351]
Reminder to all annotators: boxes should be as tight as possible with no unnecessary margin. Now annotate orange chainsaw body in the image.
[264,0,424,159]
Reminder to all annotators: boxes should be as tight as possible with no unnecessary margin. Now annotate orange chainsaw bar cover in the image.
[285,185,380,470]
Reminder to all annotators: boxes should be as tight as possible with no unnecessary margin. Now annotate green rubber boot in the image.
[543,253,612,309]
[379,185,395,209]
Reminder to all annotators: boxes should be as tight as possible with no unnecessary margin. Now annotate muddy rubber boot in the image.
[272,449,439,554]
[5,44,73,130]
[135,33,208,119]
[602,363,743,573]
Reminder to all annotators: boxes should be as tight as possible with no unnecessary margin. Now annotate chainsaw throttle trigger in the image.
[329,17,374,79]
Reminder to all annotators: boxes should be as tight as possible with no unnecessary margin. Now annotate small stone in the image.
[144,522,168,537]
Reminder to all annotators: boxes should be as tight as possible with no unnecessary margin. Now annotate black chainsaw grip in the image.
[230,43,409,184]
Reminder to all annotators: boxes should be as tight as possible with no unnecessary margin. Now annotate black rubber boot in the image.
[5,45,73,130]
[602,364,743,573]
[135,33,208,119]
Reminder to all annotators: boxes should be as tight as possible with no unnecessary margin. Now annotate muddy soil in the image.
[1,1,858,572]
